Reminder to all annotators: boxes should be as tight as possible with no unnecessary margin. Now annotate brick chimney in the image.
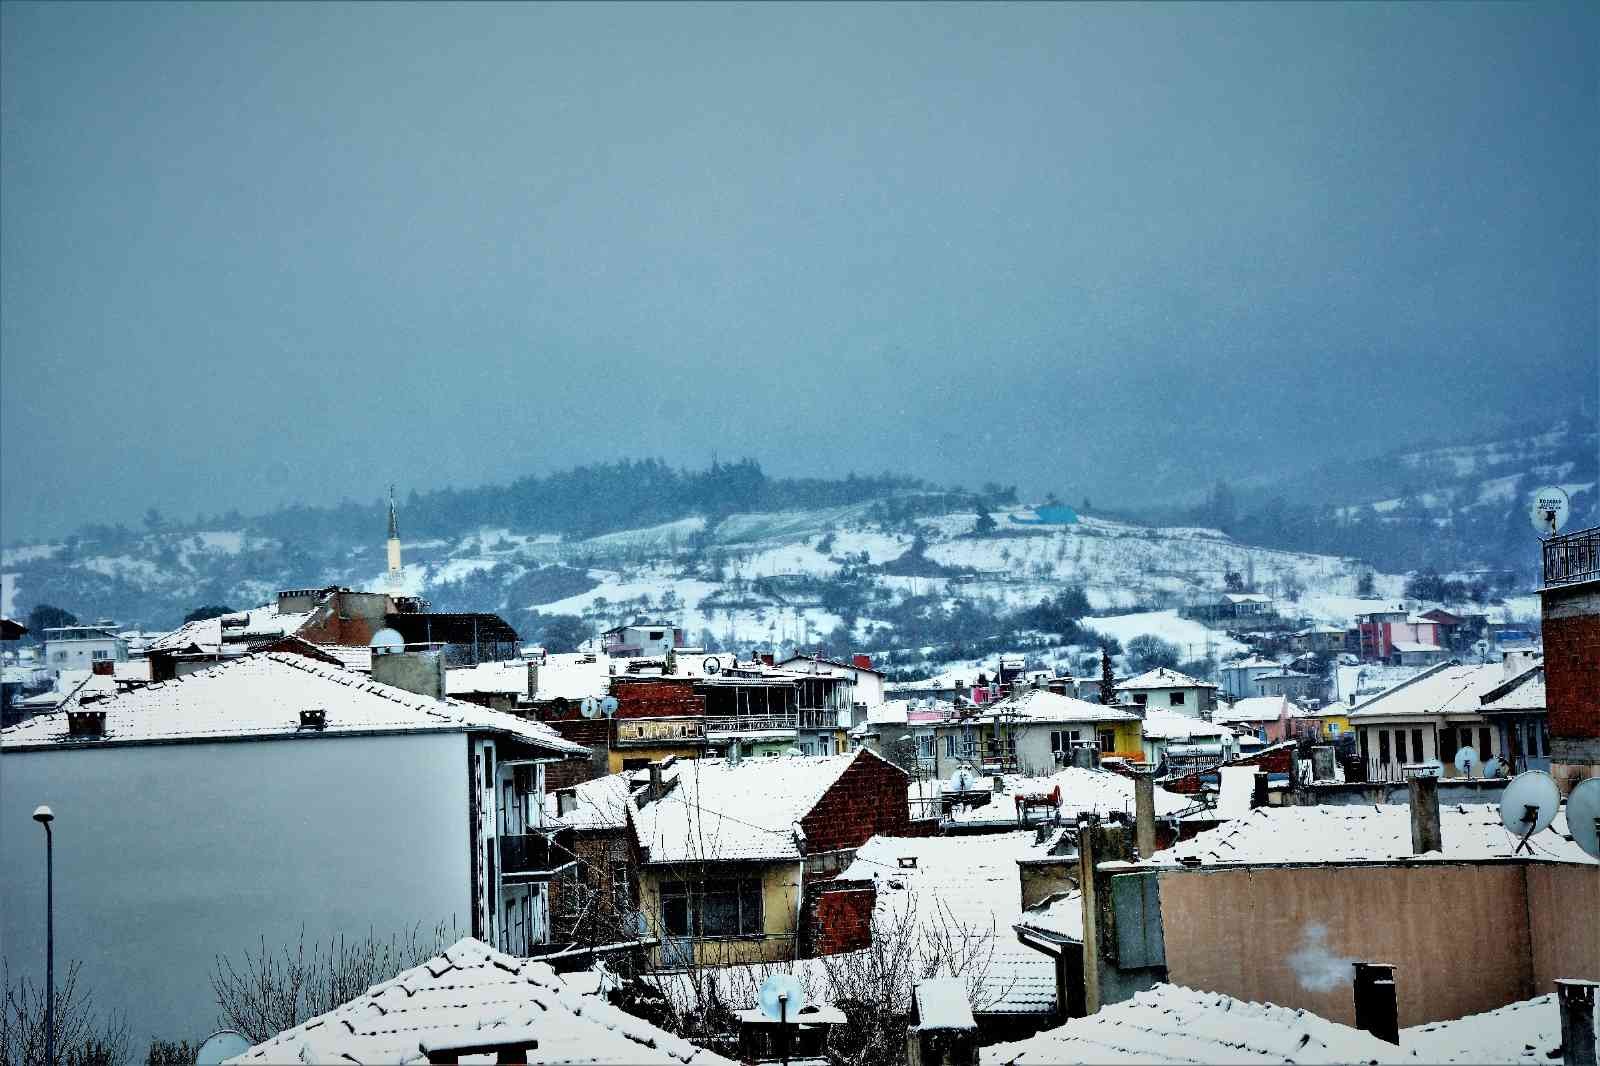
[1352,962,1399,1044]
[853,654,873,670]
[1409,775,1442,854]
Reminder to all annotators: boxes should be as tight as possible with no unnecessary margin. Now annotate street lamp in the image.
[32,805,53,1066]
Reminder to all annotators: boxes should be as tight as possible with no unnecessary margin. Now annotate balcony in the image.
[499,827,576,881]
[705,713,798,735]
[798,709,845,731]
[1543,526,1600,588]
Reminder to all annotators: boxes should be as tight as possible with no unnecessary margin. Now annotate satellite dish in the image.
[600,696,619,717]
[703,656,722,675]
[369,628,404,655]
[1529,486,1571,536]
[948,765,976,791]
[1454,746,1479,778]
[1499,770,1560,844]
[1482,756,1504,779]
[579,697,599,719]
[1564,777,1600,860]
[196,1030,252,1066]
[758,973,806,1023]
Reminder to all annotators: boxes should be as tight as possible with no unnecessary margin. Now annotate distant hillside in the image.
[1122,414,1597,579]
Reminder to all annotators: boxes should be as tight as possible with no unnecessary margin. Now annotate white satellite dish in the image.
[369,627,404,655]
[579,697,599,719]
[1564,777,1600,860]
[703,656,722,675]
[1499,770,1560,850]
[1482,756,1504,779]
[758,973,806,1023]
[1529,486,1571,536]
[1453,746,1479,778]
[196,1030,252,1066]
[948,765,977,791]
[600,696,619,717]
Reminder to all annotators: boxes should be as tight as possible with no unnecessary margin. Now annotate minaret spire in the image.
[386,485,403,589]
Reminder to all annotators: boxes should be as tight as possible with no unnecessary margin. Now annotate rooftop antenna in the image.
[1528,485,1570,538]
[1498,770,1560,855]
[1564,777,1600,861]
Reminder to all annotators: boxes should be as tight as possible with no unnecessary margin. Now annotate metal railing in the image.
[705,713,798,734]
[1543,526,1600,588]
[499,827,575,879]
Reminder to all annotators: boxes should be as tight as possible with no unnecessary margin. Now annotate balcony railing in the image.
[705,713,798,734]
[1543,526,1600,588]
[798,709,844,731]
[499,827,575,880]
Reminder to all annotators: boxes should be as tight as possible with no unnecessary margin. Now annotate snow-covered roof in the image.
[1151,804,1595,868]
[1349,662,1502,720]
[0,652,585,756]
[1221,656,1282,671]
[1015,890,1082,944]
[989,688,1139,724]
[228,937,732,1065]
[948,767,1190,826]
[867,700,912,725]
[1117,667,1217,691]
[1400,992,1559,1063]
[914,978,977,1031]
[633,751,888,864]
[1252,668,1312,679]
[447,659,530,696]
[1137,709,1235,741]
[982,984,1398,1065]
[532,653,612,702]
[1214,696,1295,725]
[315,643,373,673]
[549,764,687,832]
[147,603,310,655]
[776,653,883,677]
[1479,665,1545,714]
[839,833,1058,1015]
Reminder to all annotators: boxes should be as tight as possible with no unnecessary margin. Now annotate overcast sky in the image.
[2,1,1594,540]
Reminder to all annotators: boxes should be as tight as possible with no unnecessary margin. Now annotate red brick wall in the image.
[543,719,610,791]
[807,883,876,956]
[800,752,911,853]
[614,679,704,719]
[1544,594,1600,741]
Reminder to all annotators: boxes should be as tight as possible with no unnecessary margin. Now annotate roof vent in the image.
[299,708,327,730]
[66,709,106,737]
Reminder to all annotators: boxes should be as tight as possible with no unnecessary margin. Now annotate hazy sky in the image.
[2,1,1595,540]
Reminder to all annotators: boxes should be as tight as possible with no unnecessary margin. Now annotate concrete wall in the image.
[1525,862,1600,994]
[0,732,471,1046]
[1156,862,1598,1028]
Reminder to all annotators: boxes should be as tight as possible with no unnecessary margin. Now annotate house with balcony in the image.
[955,689,1144,777]
[0,651,587,1044]
[41,622,128,670]
[629,750,910,969]
[1348,660,1514,781]
[603,621,684,659]
[1115,668,1218,718]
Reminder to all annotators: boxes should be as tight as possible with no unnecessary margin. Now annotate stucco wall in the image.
[639,860,803,967]
[1,732,471,1045]
[1525,862,1600,992]
[1157,863,1542,1027]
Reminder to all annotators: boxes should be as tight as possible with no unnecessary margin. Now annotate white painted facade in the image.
[42,625,128,670]
[1,733,474,1045]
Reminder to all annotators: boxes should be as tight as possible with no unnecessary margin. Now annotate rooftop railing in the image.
[1542,526,1600,588]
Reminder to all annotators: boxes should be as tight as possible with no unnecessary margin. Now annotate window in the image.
[944,735,956,758]
[1099,730,1115,753]
[917,735,934,758]
[1170,691,1185,707]
[611,863,633,910]
[1378,730,1390,766]
[1394,729,1407,764]
[1133,693,1148,706]
[1050,729,1081,752]
[660,878,762,938]
[799,741,815,756]
[1411,729,1424,764]
[648,631,664,641]
[1360,729,1369,762]
[1478,726,1492,759]
[483,746,495,789]
[92,649,110,661]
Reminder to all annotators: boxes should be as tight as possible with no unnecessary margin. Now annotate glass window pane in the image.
[740,878,763,935]
[702,881,739,936]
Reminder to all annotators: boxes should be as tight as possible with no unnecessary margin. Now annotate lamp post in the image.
[32,805,54,1066]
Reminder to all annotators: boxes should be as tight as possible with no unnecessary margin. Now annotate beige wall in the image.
[1525,863,1600,994]
[639,860,803,968]
[1157,864,1544,1027]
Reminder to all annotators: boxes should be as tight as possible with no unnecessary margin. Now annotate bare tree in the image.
[208,920,457,1044]
[1,959,131,1066]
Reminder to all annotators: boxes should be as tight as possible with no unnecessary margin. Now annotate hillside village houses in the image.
[1114,666,1219,716]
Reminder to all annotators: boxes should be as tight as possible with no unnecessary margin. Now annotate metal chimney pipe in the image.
[1352,962,1400,1044]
